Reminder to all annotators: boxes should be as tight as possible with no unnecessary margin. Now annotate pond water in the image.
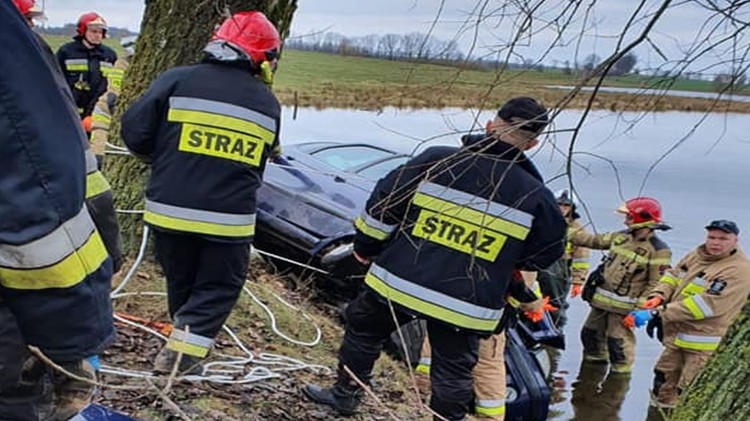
[280,105,750,420]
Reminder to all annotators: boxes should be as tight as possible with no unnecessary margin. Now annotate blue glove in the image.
[629,310,654,328]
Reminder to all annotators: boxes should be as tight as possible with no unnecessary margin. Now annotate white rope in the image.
[110,225,150,297]
[243,283,323,347]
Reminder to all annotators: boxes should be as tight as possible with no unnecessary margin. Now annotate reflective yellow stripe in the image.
[85,171,111,198]
[565,241,573,255]
[354,212,397,241]
[660,273,681,287]
[365,264,502,332]
[650,258,671,265]
[415,357,431,374]
[144,200,255,238]
[177,123,266,167]
[92,112,111,125]
[0,230,108,290]
[592,288,638,310]
[571,261,590,270]
[412,192,529,240]
[66,64,88,71]
[507,296,521,308]
[674,334,720,351]
[682,295,713,320]
[680,282,706,298]
[530,281,542,298]
[476,401,506,416]
[610,245,649,264]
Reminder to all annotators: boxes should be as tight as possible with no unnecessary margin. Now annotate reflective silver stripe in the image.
[595,287,638,304]
[65,59,88,66]
[99,62,113,68]
[84,149,98,174]
[170,328,214,349]
[169,96,277,133]
[476,399,505,408]
[0,207,95,269]
[418,182,533,227]
[145,199,255,226]
[418,357,431,366]
[572,257,589,263]
[691,277,708,287]
[691,295,714,318]
[676,333,721,344]
[370,263,503,322]
[359,211,397,234]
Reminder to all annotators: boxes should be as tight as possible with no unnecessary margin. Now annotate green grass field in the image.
[43,34,126,56]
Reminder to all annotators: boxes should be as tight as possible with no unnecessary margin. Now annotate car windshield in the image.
[357,157,410,181]
[312,145,395,172]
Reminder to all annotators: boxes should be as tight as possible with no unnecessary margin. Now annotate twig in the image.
[145,377,193,421]
[162,326,187,395]
[342,365,400,421]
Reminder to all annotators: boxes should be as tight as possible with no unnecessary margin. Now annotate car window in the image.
[357,157,410,180]
[312,146,395,172]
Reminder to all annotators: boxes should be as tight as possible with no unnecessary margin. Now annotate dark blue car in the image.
[256,141,561,421]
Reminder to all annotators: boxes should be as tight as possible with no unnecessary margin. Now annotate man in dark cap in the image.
[303,97,566,421]
[632,219,750,408]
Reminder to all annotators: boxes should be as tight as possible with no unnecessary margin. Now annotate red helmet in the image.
[13,0,44,18]
[617,197,663,226]
[211,11,280,65]
[77,12,107,37]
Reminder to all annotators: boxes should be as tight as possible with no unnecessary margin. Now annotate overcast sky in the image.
[39,0,748,74]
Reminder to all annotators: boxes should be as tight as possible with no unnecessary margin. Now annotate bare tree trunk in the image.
[104,0,297,253]
[670,303,750,420]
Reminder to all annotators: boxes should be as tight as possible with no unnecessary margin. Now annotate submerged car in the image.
[256,141,561,421]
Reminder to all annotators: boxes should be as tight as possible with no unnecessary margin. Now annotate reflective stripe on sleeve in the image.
[144,199,255,238]
[166,328,214,358]
[0,207,108,290]
[475,399,506,417]
[365,263,503,332]
[659,273,681,287]
[592,287,638,310]
[683,295,714,320]
[65,58,88,71]
[354,211,398,241]
[415,357,431,374]
[674,333,721,351]
[571,257,589,270]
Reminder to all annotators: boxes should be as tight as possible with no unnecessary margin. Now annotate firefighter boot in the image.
[303,377,363,416]
[47,359,97,421]
[153,347,203,375]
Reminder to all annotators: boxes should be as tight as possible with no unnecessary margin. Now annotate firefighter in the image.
[0,4,114,419]
[303,97,566,421]
[569,197,672,374]
[90,36,137,166]
[415,271,553,419]
[56,12,117,119]
[121,11,282,373]
[12,0,44,27]
[627,219,750,408]
[538,189,590,326]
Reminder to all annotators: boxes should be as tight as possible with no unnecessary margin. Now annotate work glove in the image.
[623,309,653,329]
[81,115,92,133]
[641,296,664,309]
[523,297,557,323]
[570,284,583,298]
[646,314,664,342]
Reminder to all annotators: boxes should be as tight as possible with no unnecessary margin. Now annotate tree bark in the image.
[104,0,297,253]
[670,302,750,420]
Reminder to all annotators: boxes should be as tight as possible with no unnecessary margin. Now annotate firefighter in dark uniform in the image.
[0,3,114,419]
[56,12,117,119]
[121,11,282,373]
[304,97,566,421]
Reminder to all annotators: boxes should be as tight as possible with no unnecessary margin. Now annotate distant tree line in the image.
[37,24,137,39]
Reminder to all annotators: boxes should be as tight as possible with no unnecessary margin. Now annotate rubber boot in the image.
[303,377,363,416]
[47,359,96,421]
[153,347,203,375]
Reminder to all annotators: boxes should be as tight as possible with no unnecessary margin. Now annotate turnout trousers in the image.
[418,333,506,419]
[340,290,481,421]
[0,299,51,420]
[580,307,635,373]
[152,230,250,357]
[652,343,711,407]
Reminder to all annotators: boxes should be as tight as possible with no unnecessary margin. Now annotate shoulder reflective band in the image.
[144,199,255,238]
[682,295,714,320]
[680,277,708,297]
[168,96,277,146]
[365,263,503,332]
[592,287,638,310]
[0,207,108,290]
[65,58,88,72]
[659,273,681,287]
[674,333,720,351]
[475,399,506,417]
[166,328,214,358]
[354,211,397,241]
